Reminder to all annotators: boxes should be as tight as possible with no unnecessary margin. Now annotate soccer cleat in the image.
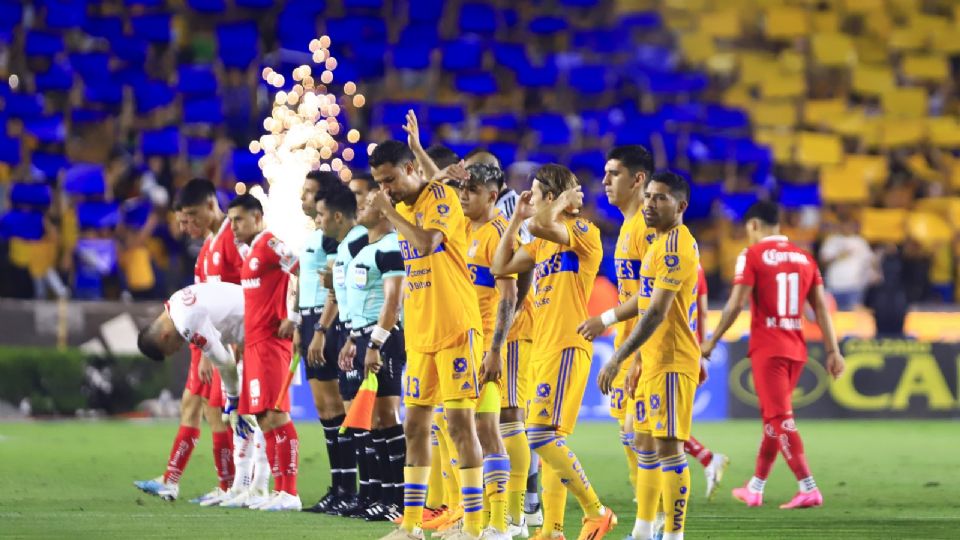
[194,487,229,506]
[508,515,526,538]
[366,502,403,522]
[304,486,343,513]
[157,482,179,501]
[249,490,280,510]
[243,488,272,509]
[653,511,665,540]
[434,517,463,538]
[479,526,512,539]
[260,491,302,511]
[423,506,447,522]
[378,527,426,540]
[326,492,362,516]
[704,453,729,501]
[341,496,377,518]
[219,488,253,508]
[530,530,565,540]
[422,506,454,530]
[779,488,823,509]
[525,504,544,528]
[577,508,617,540]
[444,532,481,540]
[133,476,165,496]
[731,485,764,507]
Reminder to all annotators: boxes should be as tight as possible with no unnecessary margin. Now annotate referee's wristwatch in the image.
[368,341,382,350]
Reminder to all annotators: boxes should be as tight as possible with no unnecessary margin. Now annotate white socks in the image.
[631,518,653,539]
[799,476,817,493]
[748,475,766,493]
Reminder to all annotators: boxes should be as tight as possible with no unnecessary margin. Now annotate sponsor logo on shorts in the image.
[181,288,197,306]
[461,381,471,391]
[536,383,551,398]
[538,408,550,418]
[673,497,686,531]
[453,357,468,373]
[650,394,661,409]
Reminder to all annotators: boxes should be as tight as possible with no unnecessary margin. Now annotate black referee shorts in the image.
[350,325,405,398]
[300,307,341,382]
[334,320,363,401]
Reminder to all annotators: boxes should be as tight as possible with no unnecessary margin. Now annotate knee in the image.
[404,414,430,441]
[633,431,655,452]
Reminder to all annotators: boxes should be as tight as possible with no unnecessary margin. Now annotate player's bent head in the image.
[532,163,579,203]
[176,178,218,209]
[607,145,654,180]
[464,148,501,170]
[176,178,219,238]
[137,315,178,362]
[227,194,264,242]
[370,140,420,204]
[460,163,502,219]
[426,144,460,171]
[647,170,690,203]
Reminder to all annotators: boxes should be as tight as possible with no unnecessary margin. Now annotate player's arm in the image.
[480,277,518,384]
[578,294,643,340]
[527,186,584,246]
[365,275,403,375]
[807,283,845,379]
[402,109,441,181]
[492,211,536,275]
[371,192,444,256]
[192,319,239,397]
[701,284,751,356]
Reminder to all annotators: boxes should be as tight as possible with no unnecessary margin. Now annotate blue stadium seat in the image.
[493,43,527,72]
[24,115,66,144]
[183,97,224,124]
[614,113,663,147]
[720,192,759,221]
[77,201,120,230]
[217,22,259,69]
[124,0,164,6]
[571,29,623,54]
[327,16,387,46]
[134,80,175,114]
[233,149,264,183]
[141,128,180,157]
[177,66,218,96]
[121,198,153,228]
[0,1,23,34]
[528,113,571,146]
[70,52,110,82]
[428,105,466,125]
[580,109,615,137]
[446,142,478,159]
[0,210,44,240]
[64,164,106,196]
[25,31,64,57]
[187,137,214,159]
[378,102,421,126]
[187,0,227,12]
[408,0,443,22]
[354,42,387,79]
[398,23,439,48]
[43,0,86,30]
[568,65,610,95]
[72,109,110,124]
[392,41,432,71]
[82,16,123,40]
[442,37,485,72]
[517,62,558,88]
[455,72,498,96]
[277,1,321,50]
[658,103,704,125]
[85,83,124,106]
[34,62,73,92]
[642,71,708,95]
[704,105,750,132]
[132,13,172,43]
[344,0,383,9]
[5,93,45,119]
[10,183,53,208]
[110,35,148,64]
[32,152,69,180]
[562,0,601,6]
[502,8,519,29]
[236,0,276,7]
[731,139,773,183]
[458,3,497,35]
[684,184,721,221]
[479,114,520,132]
[779,182,820,208]
[618,11,663,32]
[114,65,148,88]
[568,149,606,178]
[487,142,517,166]
[0,135,20,165]
[631,45,676,73]
[527,150,561,165]
[529,16,568,35]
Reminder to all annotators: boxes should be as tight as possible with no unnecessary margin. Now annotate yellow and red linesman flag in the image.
[340,372,378,434]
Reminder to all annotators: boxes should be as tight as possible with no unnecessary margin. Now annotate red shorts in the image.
[186,344,224,407]
[751,356,804,419]
[239,338,293,415]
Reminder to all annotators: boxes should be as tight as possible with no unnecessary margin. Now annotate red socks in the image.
[754,421,779,480]
[163,425,200,484]
[771,415,812,480]
[212,430,235,490]
[264,428,280,492]
[274,422,300,496]
[684,435,714,468]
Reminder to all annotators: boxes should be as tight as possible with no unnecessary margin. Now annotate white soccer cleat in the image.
[704,453,730,501]
[218,488,253,508]
[157,482,179,501]
[479,526,511,539]
[524,506,543,528]
[259,491,302,512]
[197,487,230,507]
[508,515,526,538]
[653,511,666,540]
[248,490,279,510]
[378,528,426,540]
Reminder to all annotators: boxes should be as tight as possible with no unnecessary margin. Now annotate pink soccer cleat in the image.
[731,485,764,507]
[779,489,823,509]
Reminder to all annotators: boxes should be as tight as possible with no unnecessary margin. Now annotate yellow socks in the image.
[530,428,602,518]
[435,412,461,508]
[621,430,638,490]
[541,462,567,536]
[501,421,530,525]
[460,466,484,537]
[427,414,444,509]
[483,453,510,532]
[660,454,691,535]
[401,466,430,532]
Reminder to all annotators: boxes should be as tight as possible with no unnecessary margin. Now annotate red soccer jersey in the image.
[240,231,298,345]
[194,236,213,284]
[733,235,823,362]
[206,218,244,285]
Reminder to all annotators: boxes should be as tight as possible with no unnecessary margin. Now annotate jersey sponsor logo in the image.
[467,239,479,258]
[453,357,468,373]
[614,258,641,280]
[646,233,656,245]
[661,276,681,286]
[574,219,589,234]
[437,203,450,216]
[248,257,259,271]
[181,288,197,306]
[190,333,207,348]
[398,240,446,261]
[639,276,655,297]
[664,254,680,268]
[761,249,809,266]
[212,251,221,266]
[536,383,551,398]
[351,266,368,289]
[468,264,495,288]
[241,278,261,288]
[533,251,580,285]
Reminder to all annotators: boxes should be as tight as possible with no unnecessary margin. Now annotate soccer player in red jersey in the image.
[701,201,845,509]
[228,193,303,512]
[134,179,234,503]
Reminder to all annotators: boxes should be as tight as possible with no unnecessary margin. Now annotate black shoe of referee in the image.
[340,496,377,518]
[303,486,343,513]
[363,501,402,522]
[326,492,360,516]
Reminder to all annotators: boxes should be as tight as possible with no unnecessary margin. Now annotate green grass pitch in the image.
[1,419,957,539]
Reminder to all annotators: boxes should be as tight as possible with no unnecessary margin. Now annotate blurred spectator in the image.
[866,244,908,337]
[819,221,874,310]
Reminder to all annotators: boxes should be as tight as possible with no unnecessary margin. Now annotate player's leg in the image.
[425,417,446,512]
[649,373,696,540]
[500,339,530,535]
[522,341,542,530]
[365,331,406,521]
[253,339,302,511]
[139,387,202,500]
[733,356,780,507]
[194,397,234,506]
[611,363,639,493]
[477,379,510,536]
[768,358,822,509]
[425,407,463,531]
[527,348,616,539]
[683,434,729,501]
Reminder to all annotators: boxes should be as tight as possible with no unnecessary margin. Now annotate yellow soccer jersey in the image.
[523,216,602,353]
[637,224,701,379]
[507,293,534,342]
[466,214,515,351]
[397,180,483,353]
[613,212,656,351]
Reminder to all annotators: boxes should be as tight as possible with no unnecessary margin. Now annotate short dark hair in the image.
[607,145,654,178]
[319,182,357,218]
[369,140,415,168]
[137,323,165,362]
[176,178,217,209]
[306,170,340,191]
[350,171,378,191]
[534,164,579,199]
[466,163,503,191]
[227,193,263,213]
[745,201,780,226]
[464,148,501,168]
[648,170,690,203]
[426,144,460,170]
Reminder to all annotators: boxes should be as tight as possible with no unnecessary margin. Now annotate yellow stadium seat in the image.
[860,208,907,243]
[863,12,893,39]
[952,165,960,190]
[914,197,960,226]
[902,54,948,82]
[907,212,952,249]
[680,32,715,63]
[738,52,778,86]
[698,10,741,39]
[812,10,839,32]
[820,165,868,203]
[845,154,889,186]
[665,0,707,9]
[887,0,921,19]
[929,117,960,147]
[723,84,753,108]
[749,100,798,128]
[888,27,926,51]
[841,0,884,13]
[755,129,795,163]
[778,50,806,73]
[909,14,949,35]
[804,99,847,126]
[761,71,806,99]
[823,108,868,137]
[852,65,894,96]
[764,6,809,39]
[663,10,697,31]
[812,33,856,67]
[931,27,960,54]
[797,131,843,167]
[882,87,928,118]
[879,118,926,148]
[906,153,942,182]
[706,52,738,74]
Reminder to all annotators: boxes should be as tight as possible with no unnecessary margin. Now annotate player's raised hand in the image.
[370,188,394,213]
[402,109,423,152]
[277,319,296,339]
[826,350,845,379]
[339,338,356,371]
[557,186,584,214]
[198,356,214,384]
[435,160,470,186]
[307,331,325,366]
[479,349,502,384]
[597,359,619,395]
[577,316,605,341]
[515,191,536,221]
[363,346,382,377]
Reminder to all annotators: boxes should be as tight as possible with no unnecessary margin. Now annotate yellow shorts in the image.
[526,346,591,436]
[502,339,531,409]
[632,372,695,441]
[405,330,482,407]
[608,362,632,421]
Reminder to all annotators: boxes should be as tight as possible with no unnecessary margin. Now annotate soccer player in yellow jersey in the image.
[492,164,617,540]
[594,171,700,540]
[370,141,486,540]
